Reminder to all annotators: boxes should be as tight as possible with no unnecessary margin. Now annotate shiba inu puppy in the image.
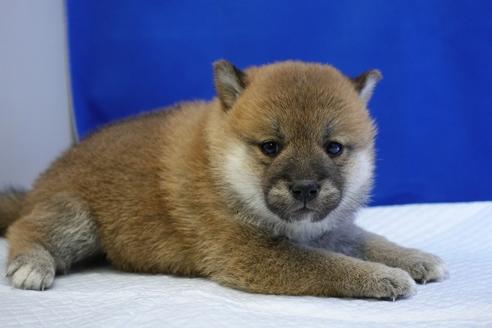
[0,60,447,299]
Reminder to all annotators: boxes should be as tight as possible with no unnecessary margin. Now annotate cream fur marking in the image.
[359,78,377,104]
[224,143,278,221]
[343,148,374,201]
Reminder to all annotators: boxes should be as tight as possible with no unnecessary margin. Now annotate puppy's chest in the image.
[302,231,360,257]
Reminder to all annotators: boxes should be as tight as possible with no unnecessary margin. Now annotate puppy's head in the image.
[210,60,379,240]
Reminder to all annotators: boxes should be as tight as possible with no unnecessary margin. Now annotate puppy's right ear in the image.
[213,60,246,111]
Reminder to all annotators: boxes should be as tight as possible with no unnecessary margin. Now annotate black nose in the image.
[290,180,320,203]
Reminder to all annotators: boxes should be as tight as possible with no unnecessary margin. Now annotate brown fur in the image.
[1,60,447,297]
[0,189,25,234]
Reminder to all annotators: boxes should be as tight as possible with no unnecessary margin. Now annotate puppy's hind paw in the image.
[7,251,56,291]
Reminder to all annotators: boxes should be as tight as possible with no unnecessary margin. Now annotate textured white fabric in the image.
[1,202,491,327]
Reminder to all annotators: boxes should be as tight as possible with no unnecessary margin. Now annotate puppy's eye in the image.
[260,141,280,157]
[325,141,344,157]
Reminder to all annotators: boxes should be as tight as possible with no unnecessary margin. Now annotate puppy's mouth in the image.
[292,204,316,213]
[281,206,325,222]
[281,198,341,222]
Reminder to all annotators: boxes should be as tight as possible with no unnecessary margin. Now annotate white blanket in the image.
[1,202,491,327]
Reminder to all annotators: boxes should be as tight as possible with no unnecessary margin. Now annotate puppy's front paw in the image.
[399,251,448,284]
[362,266,417,300]
[6,252,55,291]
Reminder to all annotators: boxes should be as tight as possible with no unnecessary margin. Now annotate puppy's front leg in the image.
[350,225,448,284]
[205,231,416,300]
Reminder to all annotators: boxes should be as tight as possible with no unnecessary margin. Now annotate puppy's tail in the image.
[0,188,26,235]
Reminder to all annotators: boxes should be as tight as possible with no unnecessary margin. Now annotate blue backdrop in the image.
[66,0,492,205]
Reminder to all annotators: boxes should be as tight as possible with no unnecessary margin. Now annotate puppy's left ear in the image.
[213,60,247,111]
[352,69,382,105]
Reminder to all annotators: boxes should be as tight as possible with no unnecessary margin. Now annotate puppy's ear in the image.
[213,60,247,111]
[352,69,382,105]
